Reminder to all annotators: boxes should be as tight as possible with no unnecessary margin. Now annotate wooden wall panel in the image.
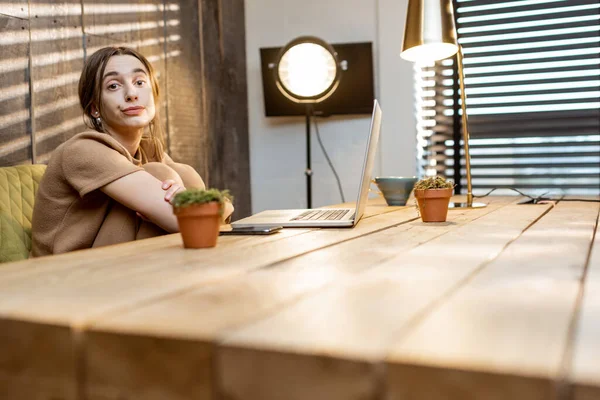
[199,0,251,218]
[30,0,86,163]
[0,15,32,165]
[83,0,165,51]
[134,0,168,149]
[0,0,28,19]
[164,0,208,177]
[0,0,251,217]
[83,0,143,44]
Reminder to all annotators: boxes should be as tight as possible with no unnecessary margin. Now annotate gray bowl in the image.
[374,176,418,206]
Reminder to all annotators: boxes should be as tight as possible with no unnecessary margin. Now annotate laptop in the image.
[232,99,382,228]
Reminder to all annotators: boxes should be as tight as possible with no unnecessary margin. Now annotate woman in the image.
[31,46,233,256]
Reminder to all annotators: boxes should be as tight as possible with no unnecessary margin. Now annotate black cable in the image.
[474,187,538,200]
[473,187,600,203]
[311,112,346,203]
[552,199,600,202]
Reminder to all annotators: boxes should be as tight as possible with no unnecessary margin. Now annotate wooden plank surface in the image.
[385,201,599,400]
[214,199,548,400]
[570,202,600,400]
[0,200,415,398]
[0,227,310,399]
[0,228,315,398]
[0,319,78,400]
[0,199,388,284]
[3,197,595,400]
[0,201,415,323]
[81,197,512,399]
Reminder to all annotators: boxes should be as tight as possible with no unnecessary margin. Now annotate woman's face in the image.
[98,55,156,137]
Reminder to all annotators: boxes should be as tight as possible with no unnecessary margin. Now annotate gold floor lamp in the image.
[400,0,486,208]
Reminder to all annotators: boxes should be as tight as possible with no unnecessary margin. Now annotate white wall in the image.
[245,0,416,213]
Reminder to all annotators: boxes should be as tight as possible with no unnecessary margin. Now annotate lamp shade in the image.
[401,0,459,62]
[274,36,341,103]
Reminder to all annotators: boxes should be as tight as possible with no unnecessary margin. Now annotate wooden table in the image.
[1,196,599,400]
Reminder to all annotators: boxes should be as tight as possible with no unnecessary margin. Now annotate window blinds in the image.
[416,0,600,196]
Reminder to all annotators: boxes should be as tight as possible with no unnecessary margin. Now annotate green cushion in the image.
[0,165,46,263]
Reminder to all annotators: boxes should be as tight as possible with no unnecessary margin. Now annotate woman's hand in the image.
[222,200,234,224]
[161,179,186,203]
[136,179,185,222]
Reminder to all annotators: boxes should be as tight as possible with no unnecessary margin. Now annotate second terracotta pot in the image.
[173,202,222,248]
[414,188,453,222]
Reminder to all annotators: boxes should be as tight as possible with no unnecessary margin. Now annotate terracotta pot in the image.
[414,188,453,222]
[173,202,222,248]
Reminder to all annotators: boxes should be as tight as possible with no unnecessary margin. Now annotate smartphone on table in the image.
[220,226,283,236]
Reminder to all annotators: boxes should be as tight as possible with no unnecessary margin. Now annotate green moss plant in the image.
[173,188,233,215]
[414,176,454,190]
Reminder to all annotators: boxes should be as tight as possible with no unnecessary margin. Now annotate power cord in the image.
[473,188,600,203]
[311,112,346,203]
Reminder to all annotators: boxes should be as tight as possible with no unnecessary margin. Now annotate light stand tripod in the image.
[304,104,313,208]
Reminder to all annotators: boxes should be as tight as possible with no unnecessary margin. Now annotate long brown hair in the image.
[78,46,165,161]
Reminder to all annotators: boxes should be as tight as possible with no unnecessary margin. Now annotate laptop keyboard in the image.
[291,209,353,222]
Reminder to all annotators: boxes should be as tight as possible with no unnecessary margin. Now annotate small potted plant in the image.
[413,176,454,222]
[172,188,233,248]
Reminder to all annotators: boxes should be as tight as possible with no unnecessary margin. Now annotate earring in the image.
[96,117,101,124]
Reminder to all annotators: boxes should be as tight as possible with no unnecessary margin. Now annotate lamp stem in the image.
[456,46,474,207]
[305,105,313,208]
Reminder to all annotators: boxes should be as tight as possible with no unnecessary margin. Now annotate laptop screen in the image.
[353,100,382,224]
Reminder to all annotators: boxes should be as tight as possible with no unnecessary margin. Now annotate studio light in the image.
[271,36,345,208]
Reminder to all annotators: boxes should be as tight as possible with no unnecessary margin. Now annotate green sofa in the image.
[0,165,46,263]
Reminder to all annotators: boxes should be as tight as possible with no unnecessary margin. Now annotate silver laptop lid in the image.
[353,100,382,224]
